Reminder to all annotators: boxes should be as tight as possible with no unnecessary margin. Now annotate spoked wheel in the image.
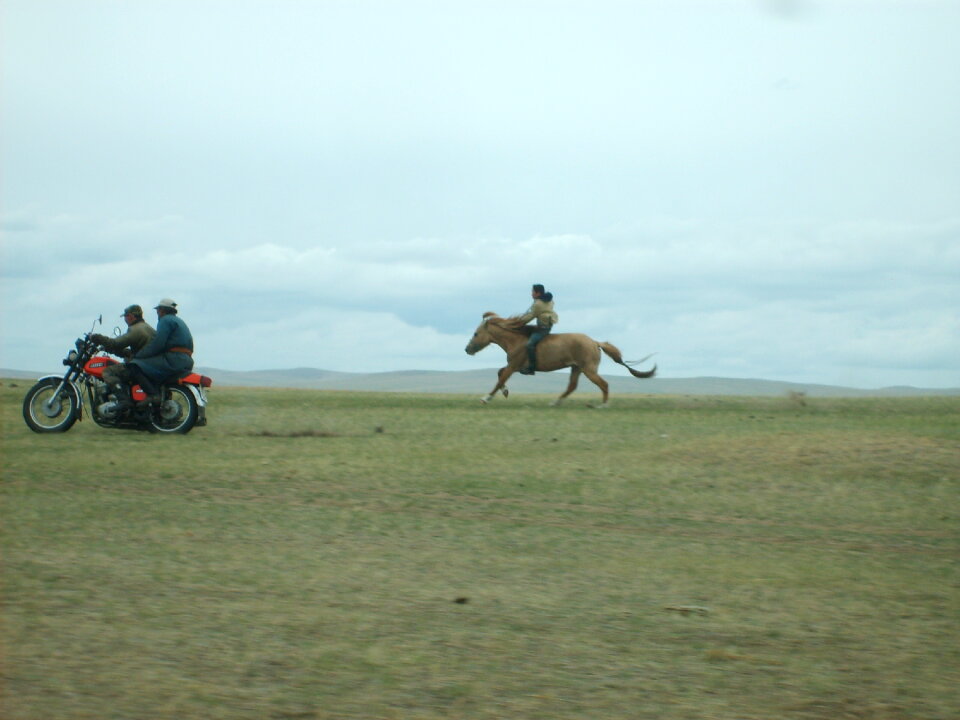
[148,385,198,434]
[23,378,81,433]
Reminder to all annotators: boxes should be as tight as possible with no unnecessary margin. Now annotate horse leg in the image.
[551,367,582,406]
[481,366,515,404]
[582,368,610,408]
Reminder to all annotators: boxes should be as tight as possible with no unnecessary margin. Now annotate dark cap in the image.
[123,304,144,316]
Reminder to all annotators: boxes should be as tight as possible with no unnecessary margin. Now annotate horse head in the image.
[464,313,499,355]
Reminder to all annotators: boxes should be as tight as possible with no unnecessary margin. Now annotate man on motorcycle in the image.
[90,304,156,402]
[128,298,194,404]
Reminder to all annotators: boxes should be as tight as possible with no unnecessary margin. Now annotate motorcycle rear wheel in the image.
[23,378,81,433]
[148,385,198,434]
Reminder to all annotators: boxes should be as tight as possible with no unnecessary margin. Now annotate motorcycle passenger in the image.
[128,298,194,404]
[90,304,156,402]
[513,283,558,375]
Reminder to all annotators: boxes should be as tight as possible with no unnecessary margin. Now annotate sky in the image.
[2,0,958,388]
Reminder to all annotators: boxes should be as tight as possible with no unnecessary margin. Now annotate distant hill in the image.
[7,367,952,398]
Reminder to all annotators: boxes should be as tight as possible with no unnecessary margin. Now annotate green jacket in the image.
[100,320,156,356]
[514,298,558,329]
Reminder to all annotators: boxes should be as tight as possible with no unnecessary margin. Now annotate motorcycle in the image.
[22,316,212,434]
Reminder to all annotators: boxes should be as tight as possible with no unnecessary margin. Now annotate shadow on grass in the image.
[247,429,342,438]
[243,426,388,438]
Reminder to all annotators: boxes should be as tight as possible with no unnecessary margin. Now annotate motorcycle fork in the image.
[46,375,73,408]
[48,373,84,421]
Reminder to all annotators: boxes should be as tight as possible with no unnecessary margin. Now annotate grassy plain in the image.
[1,381,958,720]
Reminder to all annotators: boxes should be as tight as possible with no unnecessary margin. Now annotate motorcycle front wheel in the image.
[149,385,198,434]
[23,378,81,433]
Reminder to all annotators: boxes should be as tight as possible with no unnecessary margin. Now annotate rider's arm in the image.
[100,330,137,355]
[134,317,173,359]
[512,302,538,324]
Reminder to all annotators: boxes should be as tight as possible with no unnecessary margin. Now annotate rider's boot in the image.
[133,373,161,405]
[113,383,134,411]
[519,348,536,375]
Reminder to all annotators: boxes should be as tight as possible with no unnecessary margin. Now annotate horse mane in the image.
[483,313,535,337]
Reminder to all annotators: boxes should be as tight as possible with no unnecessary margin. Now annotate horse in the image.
[464,312,656,407]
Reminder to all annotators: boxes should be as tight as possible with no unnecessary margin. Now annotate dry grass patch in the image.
[247,428,342,438]
[1,385,957,720]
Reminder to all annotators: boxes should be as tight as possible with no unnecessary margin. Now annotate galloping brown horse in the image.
[464,312,656,406]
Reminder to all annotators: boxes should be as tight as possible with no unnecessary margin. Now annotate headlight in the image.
[67,350,79,363]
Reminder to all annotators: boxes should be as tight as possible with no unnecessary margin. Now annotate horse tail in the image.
[598,342,657,379]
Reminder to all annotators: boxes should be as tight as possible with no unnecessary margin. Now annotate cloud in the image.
[200,306,467,373]
[2,209,957,387]
[2,3,958,388]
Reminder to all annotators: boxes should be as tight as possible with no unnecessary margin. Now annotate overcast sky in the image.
[2,0,958,388]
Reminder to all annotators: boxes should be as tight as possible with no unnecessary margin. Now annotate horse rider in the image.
[90,304,156,405]
[512,283,558,375]
[127,298,195,404]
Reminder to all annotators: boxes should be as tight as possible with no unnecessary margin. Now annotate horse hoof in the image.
[479,396,491,405]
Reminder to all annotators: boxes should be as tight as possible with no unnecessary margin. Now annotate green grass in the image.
[1,382,958,719]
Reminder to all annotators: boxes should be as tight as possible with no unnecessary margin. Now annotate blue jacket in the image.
[137,314,194,358]
[131,313,194,380]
